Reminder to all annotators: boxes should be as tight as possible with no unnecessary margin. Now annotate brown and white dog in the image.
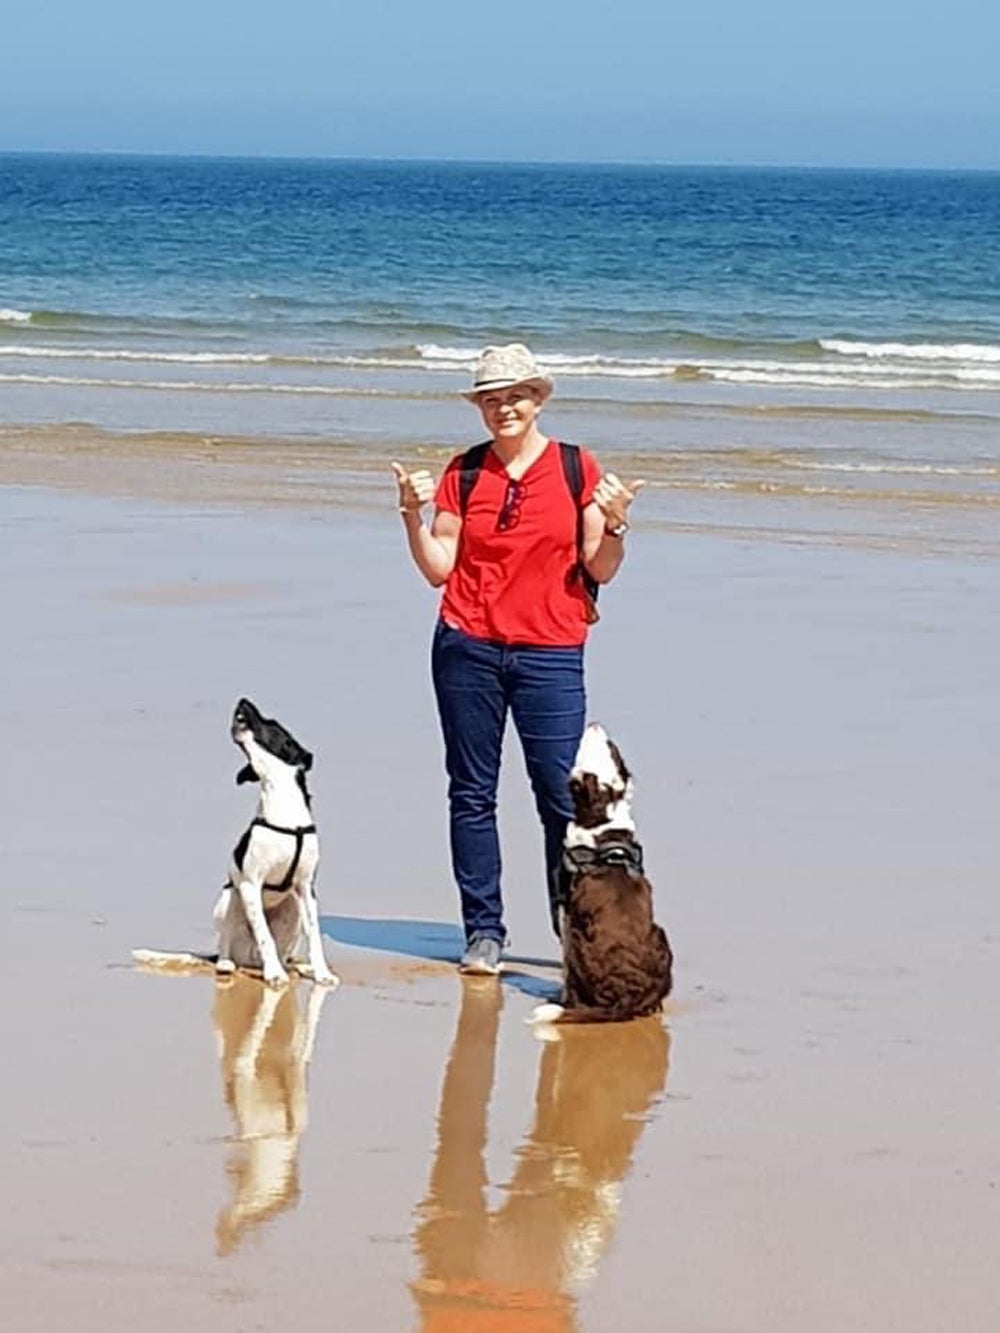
[213,698,337,988]
[531,723,673,1024]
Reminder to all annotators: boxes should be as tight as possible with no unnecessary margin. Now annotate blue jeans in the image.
[431,621,586,945]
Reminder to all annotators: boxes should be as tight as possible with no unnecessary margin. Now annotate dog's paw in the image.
[215,957,236,976]
[531,1021,563,1044]
[527,1002,566,1025]
[312,967,340,989]
[262,965,289,988]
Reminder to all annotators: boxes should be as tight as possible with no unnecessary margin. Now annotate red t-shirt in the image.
[435,439,601,647]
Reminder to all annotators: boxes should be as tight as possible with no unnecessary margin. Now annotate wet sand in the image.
[2,437,998,1332]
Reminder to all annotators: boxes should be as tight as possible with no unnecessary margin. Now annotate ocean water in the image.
[1,153,999,546]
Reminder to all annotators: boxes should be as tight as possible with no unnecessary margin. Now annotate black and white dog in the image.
[214,698,337,988]
[532,723,673,1024]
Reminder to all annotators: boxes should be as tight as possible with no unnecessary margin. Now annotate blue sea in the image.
[2,153,999,545]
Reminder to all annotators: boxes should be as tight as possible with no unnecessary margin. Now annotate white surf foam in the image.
[5,336,1000,394]
[415,342,678,377]
[0,345,273,365]
[822,338,1000,364]
[414,342,1000,390]
[704,359,1000,391]
[0,372,373,394]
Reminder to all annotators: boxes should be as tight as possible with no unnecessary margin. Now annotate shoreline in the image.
[2,421,999,562]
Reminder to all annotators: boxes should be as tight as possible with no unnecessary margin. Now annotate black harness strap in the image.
[562,838,645,879]
[233,818,317,892]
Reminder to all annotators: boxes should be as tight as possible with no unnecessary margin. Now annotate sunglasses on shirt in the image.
[496,477,526,532]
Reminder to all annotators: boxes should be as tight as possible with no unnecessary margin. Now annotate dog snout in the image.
[231,697,256,734]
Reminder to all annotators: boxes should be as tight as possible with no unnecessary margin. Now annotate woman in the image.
[391,344,643,975]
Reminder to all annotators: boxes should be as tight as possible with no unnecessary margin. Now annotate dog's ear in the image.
[568,772,592,818]
[299,749,313,773]
[235,763,259,785]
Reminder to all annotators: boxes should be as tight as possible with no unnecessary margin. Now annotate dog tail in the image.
[529,1000,663,1025]
[132,948,217,973]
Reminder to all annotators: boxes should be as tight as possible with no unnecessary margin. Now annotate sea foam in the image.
[821,339,1000,364]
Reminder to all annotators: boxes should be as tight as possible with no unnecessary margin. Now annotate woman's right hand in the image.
[391,461,435,515]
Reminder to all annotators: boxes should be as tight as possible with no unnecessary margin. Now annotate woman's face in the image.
[476,385,542,443]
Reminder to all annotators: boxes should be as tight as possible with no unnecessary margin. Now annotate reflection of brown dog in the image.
[213,974,329,1256]
[412,983,670,1330]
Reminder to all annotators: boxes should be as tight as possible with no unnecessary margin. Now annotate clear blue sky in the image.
[3,0,998,168]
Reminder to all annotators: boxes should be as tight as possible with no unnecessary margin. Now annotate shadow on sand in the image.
[321,915,561,1001]
[322,915,464,961]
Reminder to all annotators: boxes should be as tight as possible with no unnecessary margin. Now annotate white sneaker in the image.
[459,934,502,975]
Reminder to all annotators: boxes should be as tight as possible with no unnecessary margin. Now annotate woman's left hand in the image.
[593,473,645,531]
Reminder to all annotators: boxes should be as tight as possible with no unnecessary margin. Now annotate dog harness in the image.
[562,838,645,879]
[232,818,317,892]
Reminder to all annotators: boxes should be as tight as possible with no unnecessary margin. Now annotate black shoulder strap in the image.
[558,442,600,607]
[558,440,584,504]
[458,441,491,516]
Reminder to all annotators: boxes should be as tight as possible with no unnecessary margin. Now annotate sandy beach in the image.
[2,427,998,1332]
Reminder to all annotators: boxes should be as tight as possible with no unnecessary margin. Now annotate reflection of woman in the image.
[412,983,669,1330]
[392,344,644,975]
[213,976,329,1256]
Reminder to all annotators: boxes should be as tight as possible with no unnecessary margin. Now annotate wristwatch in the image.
[605,519,629,539]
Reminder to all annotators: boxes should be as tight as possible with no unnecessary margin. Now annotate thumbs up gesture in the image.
[391,461,436,515]
[593,473,645,530]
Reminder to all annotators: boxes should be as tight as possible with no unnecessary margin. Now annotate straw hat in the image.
[463,343,554,402]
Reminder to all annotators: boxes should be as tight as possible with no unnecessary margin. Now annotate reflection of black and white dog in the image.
[214,698,337,988]
[532,723,673,1025]
[214,975,330,1255]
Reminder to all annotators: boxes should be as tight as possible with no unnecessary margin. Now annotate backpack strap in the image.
[559,440,584,547]
[559,442,600,612]
[458,440,492,516]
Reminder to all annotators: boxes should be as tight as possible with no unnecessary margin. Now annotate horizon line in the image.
[1,147,998,175]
